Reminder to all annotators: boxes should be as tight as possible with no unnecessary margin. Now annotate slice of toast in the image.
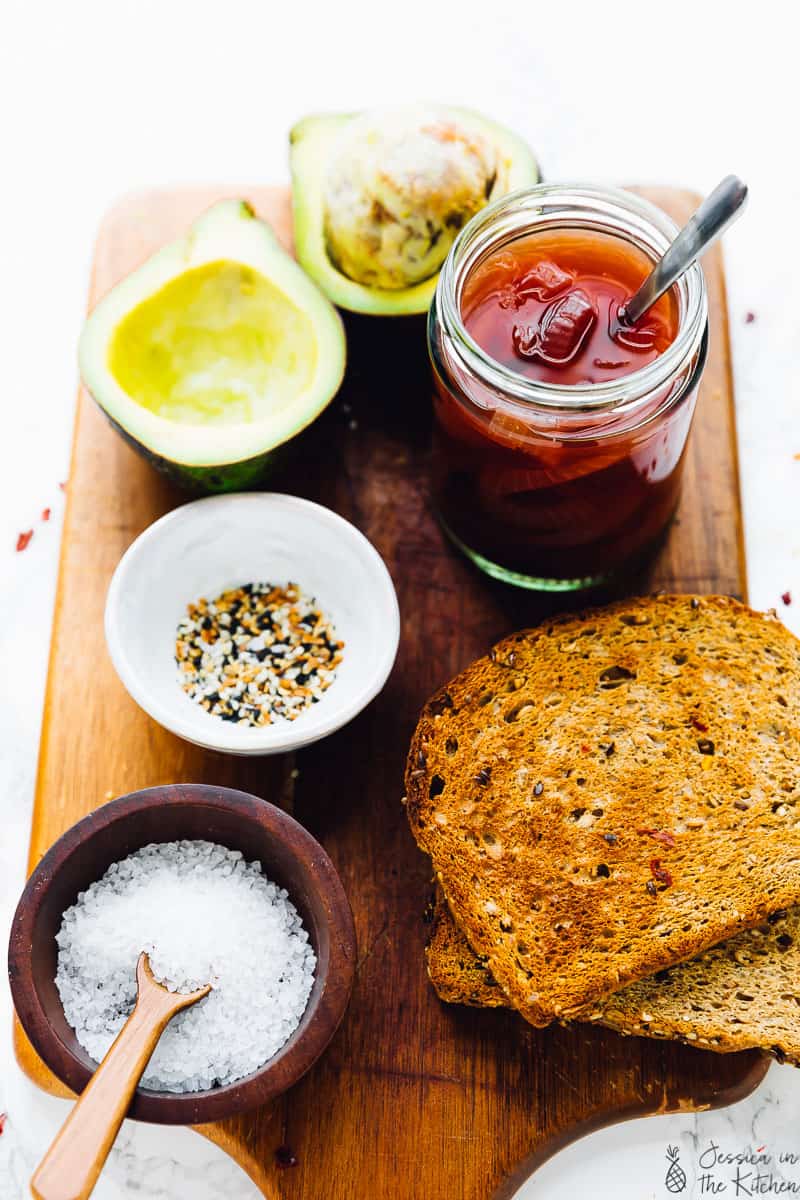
[426,887,800,1063]
[405,595,800,1027]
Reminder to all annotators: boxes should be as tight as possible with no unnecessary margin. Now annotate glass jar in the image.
[428,185,708,590]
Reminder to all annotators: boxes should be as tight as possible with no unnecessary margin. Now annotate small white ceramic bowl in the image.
[105,493,400,755]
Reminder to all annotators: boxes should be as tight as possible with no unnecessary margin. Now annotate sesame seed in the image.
[175,582,344,728]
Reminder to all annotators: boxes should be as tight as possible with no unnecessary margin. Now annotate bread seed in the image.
[599,665,636,688]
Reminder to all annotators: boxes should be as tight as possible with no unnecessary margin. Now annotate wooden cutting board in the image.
[15,185,767,1199]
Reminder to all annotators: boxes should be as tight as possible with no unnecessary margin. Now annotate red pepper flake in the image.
[593,357,631,370]
[580,743,591,753]
[275,1144,298,1168]
[649,858,674,888]
[744,311,756,324]
[781,591,792,606]
[690,716,708,733]
[16,530,33,552]
[41,507,51,522]
[638,828,677,848]
[0,1111,6,1136]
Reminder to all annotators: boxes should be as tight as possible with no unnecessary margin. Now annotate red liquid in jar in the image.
[462,229,679,384]
[431,230,698,584]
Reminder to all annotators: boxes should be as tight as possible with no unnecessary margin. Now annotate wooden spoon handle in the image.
[30,955,208,1200]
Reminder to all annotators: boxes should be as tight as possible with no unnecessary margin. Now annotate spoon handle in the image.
[30,955,209,1200]
[622,175,748,326]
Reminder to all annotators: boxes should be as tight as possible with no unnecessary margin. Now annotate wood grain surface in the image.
[13,186,765,1199]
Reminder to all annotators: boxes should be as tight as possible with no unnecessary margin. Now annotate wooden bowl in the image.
[8,784,356,1124]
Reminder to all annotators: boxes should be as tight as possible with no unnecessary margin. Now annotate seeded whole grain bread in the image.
[426,887,506,1008]
[426,886,800,1062]
[404,595,800,1028]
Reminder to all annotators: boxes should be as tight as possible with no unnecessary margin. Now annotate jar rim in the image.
[435,183,708,415]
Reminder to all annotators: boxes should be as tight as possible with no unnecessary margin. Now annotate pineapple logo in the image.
[664,1145,687,1193]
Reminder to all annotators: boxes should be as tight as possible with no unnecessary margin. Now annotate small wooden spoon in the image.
[31,952,210,1200]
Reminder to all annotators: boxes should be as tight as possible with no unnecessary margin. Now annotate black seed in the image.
[768,909,789,924]
[603,833,618,846]
[598,665,635,689]
[646,880,658,896]
[596,863,610,878]
[475,767,491,787]
[777,934,793,950]
[275,1145,298,1169]
[697,739,715,755]
[600,741,616,757]
[533,781,544,797]
[691,597,701,609]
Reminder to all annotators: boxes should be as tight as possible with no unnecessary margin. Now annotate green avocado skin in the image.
[78,200,346,498]
[93,397,293,495]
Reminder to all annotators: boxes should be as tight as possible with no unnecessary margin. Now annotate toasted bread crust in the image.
[427,887,800,1064]
[426,886,507,1008]
[406,595,800,1026]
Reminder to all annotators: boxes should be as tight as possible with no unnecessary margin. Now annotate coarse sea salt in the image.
[54,840,316,1093]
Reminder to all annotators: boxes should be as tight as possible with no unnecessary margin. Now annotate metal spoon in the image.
[619,174,748,327]
[31,953,210,1200]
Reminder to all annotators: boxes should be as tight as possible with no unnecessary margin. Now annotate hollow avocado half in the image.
[290,108,541,317]
[78,200,346,493]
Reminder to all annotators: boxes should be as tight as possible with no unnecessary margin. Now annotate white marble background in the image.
[2,2,799,1196]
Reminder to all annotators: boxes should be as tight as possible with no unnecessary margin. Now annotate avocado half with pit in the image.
[290,106,540,316]
[78,200,346,493]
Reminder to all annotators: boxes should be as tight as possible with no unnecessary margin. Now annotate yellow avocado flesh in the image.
[109,260,317,426]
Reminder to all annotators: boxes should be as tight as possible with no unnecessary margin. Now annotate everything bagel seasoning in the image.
[176,582,343,726]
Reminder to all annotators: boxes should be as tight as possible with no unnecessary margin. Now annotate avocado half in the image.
[290,108,540,317]
[79,200,346,493]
